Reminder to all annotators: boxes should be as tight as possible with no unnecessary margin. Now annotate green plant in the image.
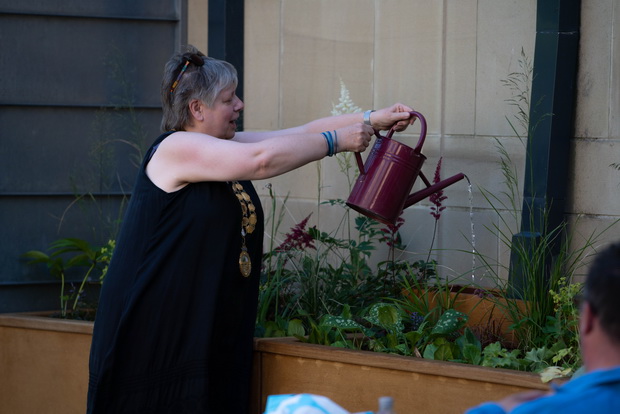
[287,51,613,378]
[489,211,615,351]
[481,342,525,370]
[298,301,488,365]
[478,277,583,378]
[540,277,582,371]
[23,238,114,319]
[257,68,431,332]
[259,71,594,378]
[475,49,616,349]
[297,280,583,378]
[426,157,447,268]
[257,196,408,334]
[256,79,450,352]
[458,50,618,381]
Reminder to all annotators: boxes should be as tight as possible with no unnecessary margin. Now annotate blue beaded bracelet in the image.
[321,131,335,156]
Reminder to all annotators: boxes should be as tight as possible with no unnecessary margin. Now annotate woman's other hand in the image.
[371,103,415,131]
[335,123,374,153]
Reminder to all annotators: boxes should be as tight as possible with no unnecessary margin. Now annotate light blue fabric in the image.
[264,394,373,414]
[465,366,620,414]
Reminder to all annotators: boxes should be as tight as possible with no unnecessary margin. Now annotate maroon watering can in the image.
[346,111,465,225]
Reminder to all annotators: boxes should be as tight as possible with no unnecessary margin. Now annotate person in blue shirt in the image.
[466,241,620,414]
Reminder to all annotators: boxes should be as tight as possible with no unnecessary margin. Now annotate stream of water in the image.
[465,175,477,283]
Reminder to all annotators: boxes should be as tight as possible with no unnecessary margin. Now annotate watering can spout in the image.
[404,172,466,209]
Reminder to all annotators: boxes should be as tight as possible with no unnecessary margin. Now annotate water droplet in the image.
[466,177,477,284]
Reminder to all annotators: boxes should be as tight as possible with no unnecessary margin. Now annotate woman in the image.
[87,45,414,413]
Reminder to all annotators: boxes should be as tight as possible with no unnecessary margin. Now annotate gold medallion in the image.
[239,249,251,277]
[230,180,257,278]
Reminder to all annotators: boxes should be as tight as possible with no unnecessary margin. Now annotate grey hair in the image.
[160,45,238,132]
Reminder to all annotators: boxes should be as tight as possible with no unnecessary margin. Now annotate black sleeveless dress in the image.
[87,132,264,413]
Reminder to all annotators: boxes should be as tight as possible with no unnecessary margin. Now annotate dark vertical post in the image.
[208,0,244,130]
[508,0,581,295]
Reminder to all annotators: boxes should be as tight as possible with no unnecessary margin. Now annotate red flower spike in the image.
[429,157,448,220]
[275,213,316,252]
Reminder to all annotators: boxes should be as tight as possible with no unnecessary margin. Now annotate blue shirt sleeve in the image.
[464,402,507,414]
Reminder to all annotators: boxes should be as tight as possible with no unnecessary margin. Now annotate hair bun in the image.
[187,54,204,67]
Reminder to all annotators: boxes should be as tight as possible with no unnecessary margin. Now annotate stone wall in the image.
[191,0,620,286]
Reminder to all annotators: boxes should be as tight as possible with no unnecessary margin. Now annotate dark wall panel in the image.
[1,195,126,282]
[0,1,177,20]
[0,106,161,193]
[0,1,184,312]
[0,14,175,106]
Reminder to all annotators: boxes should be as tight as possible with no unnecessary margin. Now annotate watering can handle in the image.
[353,111,427,174]
[353,128,383,174]
[354,152,365,174]
[385,111,427,154]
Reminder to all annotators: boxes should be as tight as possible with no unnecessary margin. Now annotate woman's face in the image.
[201,85,244,139]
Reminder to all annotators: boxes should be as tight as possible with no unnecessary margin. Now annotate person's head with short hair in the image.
[160,45,238,132]
[582,241,620,344]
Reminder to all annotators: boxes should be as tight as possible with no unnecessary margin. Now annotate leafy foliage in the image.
[23,238,114,319]
[256,199,413,338]
[459,49,617,380]
[255,70,607,382]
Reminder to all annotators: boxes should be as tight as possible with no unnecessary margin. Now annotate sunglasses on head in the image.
[169,53,205,95]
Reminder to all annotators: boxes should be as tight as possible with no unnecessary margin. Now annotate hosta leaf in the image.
[365,303,404,333]
[423,343,438,359]
[320,315,363,331]
[433,342,455,361]
[403,331,424,347]
[431,309,467,336]
[287,319,305,337]
[462,343,482,365]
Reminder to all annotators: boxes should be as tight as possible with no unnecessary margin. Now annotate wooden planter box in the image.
[1,313,547,414]
[252,337,548,414]
[0,312,93,414]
